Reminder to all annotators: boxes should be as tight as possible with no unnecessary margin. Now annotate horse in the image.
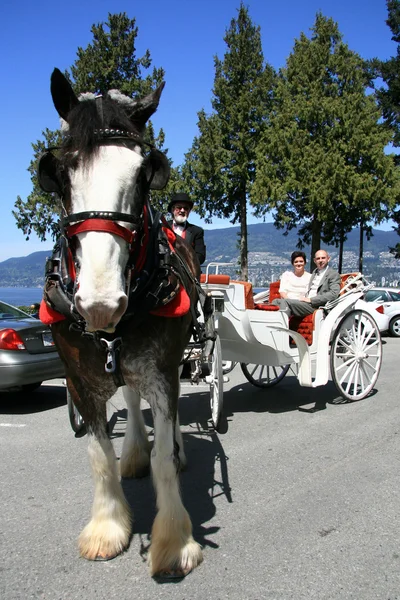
[37,68,204,578]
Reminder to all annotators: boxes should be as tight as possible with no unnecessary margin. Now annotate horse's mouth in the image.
[85,324,116,334]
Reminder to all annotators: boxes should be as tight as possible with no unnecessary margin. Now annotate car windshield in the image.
[0,301,33,319]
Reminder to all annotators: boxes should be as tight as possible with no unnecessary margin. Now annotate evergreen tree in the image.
[14,13,169,241]
[374,1,400,259]
[182,3,275,280]
[252,13,399,262]
[374,0,400,151]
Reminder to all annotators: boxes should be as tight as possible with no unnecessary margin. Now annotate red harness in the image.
[39,211,190,325]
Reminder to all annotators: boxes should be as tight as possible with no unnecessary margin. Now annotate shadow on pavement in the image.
[0,382,66,415]
[108,393,231,561]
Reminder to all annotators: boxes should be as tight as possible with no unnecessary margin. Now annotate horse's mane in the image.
[61,92,142,161]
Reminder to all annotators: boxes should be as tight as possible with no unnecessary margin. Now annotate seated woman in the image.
[279,251,311,299]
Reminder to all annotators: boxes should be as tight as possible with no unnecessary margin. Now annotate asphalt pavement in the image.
[0,336,399,600]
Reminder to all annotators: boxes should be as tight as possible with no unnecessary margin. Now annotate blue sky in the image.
[0,0,395,262]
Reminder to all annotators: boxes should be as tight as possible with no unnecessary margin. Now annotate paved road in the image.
[1,337,399,600]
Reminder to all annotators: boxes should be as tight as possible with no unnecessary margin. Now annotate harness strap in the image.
[66,219,136,244]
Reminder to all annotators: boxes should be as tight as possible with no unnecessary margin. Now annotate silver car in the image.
[0,300,65,392]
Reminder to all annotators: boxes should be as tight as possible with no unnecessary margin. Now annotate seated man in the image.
[272,249,340,317]
[167,192,206,265]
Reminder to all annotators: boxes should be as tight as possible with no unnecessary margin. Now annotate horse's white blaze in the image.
[79,434,131,560]
[71,146,143,330]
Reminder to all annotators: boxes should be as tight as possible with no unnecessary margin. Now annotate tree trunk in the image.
[338,233,344,274]
[239,190,248,281]
[311,218,322,263]
[359,222,364,273]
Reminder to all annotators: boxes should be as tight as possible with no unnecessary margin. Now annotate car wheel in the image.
[22,382,43,392]
[389,316,400,337]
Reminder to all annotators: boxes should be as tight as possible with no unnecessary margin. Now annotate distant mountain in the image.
[0,224,398,287]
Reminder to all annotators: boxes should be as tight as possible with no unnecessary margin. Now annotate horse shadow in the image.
[109,388,232,559]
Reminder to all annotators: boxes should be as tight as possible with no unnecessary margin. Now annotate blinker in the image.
[144,149,170,190]
[37,151,63,195]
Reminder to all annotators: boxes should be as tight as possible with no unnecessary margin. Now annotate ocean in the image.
[0,287,43,306]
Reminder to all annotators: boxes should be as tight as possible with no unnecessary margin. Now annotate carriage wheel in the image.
[66,387,86,434]
[240,363,291,388]
[330,309,382,401]
[206,334,224,431]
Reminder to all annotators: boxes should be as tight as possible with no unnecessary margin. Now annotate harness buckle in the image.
[99,337,123,373]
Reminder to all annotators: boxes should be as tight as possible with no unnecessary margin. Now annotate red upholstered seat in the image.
[200,274,230,285]
[269,280,281,302]
[230,281,255,309]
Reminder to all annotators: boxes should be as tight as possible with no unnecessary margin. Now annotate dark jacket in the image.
[168,221,206,265]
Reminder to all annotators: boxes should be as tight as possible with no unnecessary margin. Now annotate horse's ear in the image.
[128,82,165,128]
[50,68,79,122]
[144,149,170,190]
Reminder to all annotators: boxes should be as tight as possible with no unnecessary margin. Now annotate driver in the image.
[167,192,206,265]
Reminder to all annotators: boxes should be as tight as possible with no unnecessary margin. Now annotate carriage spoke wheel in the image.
[330,309,382,401]
[206,334,224,431]
[240,363,291,388]
[66,388,86,434]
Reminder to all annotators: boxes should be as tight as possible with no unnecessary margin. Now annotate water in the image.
[0,287,43,307]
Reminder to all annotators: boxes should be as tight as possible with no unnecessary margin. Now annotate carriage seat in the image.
[255,274,358,346]
[200,274,230,286]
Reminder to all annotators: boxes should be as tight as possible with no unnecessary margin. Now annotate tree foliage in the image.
[14,13,169,241]
[181,3,275,279]
[373,0,400,151]
[252,13,399,260]
[374,0,400,259]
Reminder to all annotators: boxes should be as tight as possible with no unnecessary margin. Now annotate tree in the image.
[374,1,400,259]
[373,1,400,152]
[182,3,275,280]
[252,13,399,264]
[14,13,170,241]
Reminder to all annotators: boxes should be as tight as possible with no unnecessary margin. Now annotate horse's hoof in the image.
[153,567,192,580]
[93,553,118,562]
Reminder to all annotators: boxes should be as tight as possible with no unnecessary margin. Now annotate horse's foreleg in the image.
[120,387,151,478]
[175,414,187,470]
[79,428,131,560]
[148,407,203,577]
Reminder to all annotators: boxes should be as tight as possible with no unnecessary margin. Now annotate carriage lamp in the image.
[211,292,225,313]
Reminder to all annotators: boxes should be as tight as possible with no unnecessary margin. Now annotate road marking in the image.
[0,423,26,428]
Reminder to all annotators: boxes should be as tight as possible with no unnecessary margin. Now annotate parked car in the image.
[0,300,65,392]
[356,287,400,337]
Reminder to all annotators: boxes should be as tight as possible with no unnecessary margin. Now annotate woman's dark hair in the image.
[291,251,307,265]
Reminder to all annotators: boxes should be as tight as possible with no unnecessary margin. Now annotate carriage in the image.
[198,263,382,430]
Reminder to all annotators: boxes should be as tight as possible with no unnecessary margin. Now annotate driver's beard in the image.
[174,215,188,225]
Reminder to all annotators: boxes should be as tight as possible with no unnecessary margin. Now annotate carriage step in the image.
[205,375,230,384]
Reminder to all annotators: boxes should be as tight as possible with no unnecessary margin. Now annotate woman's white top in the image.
[279,270,312,299]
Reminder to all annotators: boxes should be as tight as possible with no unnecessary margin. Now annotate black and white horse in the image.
[38,68,203,577]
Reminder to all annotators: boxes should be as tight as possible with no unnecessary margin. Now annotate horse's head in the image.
[39,69,169,332]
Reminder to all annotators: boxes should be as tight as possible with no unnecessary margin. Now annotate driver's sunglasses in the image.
[173,205,190,212]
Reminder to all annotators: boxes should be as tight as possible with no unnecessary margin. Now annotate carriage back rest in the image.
[269,281,281,302]
[339,272,362,294]
[230,281,255,309]
[200,274,231,286]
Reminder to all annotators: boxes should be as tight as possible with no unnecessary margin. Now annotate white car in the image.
[356,287,400,337]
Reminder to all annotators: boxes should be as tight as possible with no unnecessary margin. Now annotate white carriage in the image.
[200,263,383,431]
